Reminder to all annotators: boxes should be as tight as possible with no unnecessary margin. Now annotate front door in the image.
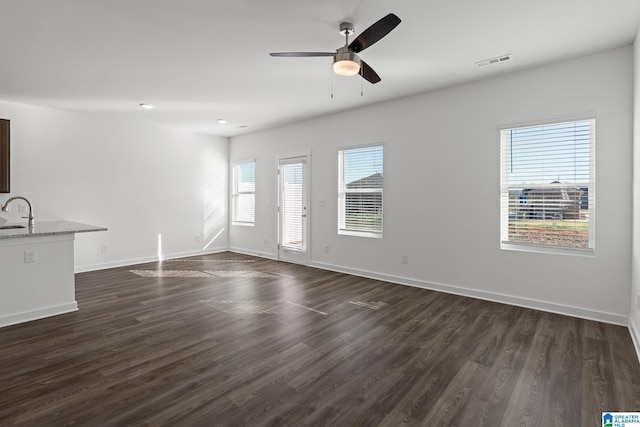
[277,155,309,264]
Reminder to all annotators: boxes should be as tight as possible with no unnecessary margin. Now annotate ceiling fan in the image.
[270,13,401,84]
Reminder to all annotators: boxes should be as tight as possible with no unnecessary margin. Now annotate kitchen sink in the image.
[0,225,26,230]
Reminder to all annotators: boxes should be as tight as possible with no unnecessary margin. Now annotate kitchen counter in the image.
[0,220,107,239]
[0,220,107,328]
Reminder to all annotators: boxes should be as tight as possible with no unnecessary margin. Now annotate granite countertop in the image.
[0,221,107,239]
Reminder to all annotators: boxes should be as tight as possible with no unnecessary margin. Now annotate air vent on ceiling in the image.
[476,54,512,67]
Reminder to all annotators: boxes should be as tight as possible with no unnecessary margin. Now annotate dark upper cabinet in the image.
[0,119,9,193]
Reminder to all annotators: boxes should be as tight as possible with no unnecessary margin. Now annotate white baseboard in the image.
[74,247,228,273]
[308,260,629,326]
[629,317,640,363]
[0,302,78,328]
[228,246,277,260]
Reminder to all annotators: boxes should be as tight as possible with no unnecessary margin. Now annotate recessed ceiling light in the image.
[217,119,228,124]
[139,103,154,110]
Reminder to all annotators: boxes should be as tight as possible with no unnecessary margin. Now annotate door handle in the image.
[302,214,307,218]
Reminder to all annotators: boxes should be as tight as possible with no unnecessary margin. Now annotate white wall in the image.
[0,100,229,271]
[230,46,633,324]
[631,30,640,348]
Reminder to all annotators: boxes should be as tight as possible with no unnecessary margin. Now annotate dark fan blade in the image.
[349,13,401,53]
[270,52,334,57]
[360,60,381,84]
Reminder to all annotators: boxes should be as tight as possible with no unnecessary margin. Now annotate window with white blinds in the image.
[500,119,595,251]
[231,161,255,226]
[338,145,383,237]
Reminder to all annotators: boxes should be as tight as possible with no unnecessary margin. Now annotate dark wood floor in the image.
[1,252,639,426]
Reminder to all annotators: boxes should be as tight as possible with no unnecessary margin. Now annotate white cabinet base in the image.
[0,234,77,328]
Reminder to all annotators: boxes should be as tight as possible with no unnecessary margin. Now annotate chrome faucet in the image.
[1,196,34,228]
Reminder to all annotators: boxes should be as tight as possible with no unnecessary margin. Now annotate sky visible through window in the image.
[237,162,255,192]
[283,163,303,185]
[506,121,590,186]
[344,146,383,184]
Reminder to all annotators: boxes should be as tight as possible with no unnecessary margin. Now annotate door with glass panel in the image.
[277,155,309,264]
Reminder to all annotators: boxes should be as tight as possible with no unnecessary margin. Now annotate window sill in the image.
[501,241,594,257]
[232,222,255,227]
[339,229,383,239]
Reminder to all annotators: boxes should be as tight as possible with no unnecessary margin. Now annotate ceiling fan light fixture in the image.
[333,48,360,76]
[333,59,360,76]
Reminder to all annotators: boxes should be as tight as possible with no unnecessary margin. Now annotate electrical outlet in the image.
[18,204,26,214]
[101,244,109,253]
[263,236,268,244]
[319,198,325,207]
[323,244,329,253]
[24,250,37,263]
[195,234,203,242]
[401,254,408,264]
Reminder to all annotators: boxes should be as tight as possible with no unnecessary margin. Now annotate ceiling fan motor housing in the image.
[333,46,361,76]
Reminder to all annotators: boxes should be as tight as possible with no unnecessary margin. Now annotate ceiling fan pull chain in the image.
[331,66,334,99]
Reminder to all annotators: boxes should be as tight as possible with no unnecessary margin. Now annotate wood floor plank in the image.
[581,336,620,426]
[539,315,582,426]
[421,360,491,425]
[465,308,540,426]
[0,252,638,426]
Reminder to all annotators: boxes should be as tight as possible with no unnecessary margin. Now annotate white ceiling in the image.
[1,1,639,137]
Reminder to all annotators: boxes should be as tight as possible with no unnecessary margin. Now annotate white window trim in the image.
[231,159,256,227]
[338,143,384,238]
[499,116,596,255]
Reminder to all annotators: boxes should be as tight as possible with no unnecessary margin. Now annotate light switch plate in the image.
[24,250,37,263]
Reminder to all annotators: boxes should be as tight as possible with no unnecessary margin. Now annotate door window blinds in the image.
[281,162,304,250]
